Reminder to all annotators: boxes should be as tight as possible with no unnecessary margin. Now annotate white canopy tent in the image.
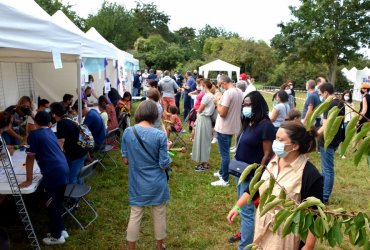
[341,67,370,101]
[199,59,240,80]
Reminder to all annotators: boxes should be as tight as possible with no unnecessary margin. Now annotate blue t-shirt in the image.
[83,109,106,147]
[185,77,196,93]
[235,119,276,165]
[302,92,320,118]
[27,128,69,189]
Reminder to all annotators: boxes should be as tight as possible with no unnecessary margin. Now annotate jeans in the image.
[68,154,87,184]
[133,87,140,97]
[217,132,232,182]
[183,94,191,120]
[235,177,255,250]
[44,185,66,238]
[319,146,336,202]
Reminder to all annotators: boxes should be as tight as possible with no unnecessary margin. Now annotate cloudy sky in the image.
[62,0,301,43]
[62,0,369,57]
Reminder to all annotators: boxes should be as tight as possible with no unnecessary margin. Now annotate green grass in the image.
[9,91,370,250]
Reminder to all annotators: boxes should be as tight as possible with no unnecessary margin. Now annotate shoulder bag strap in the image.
[132,126,156,162]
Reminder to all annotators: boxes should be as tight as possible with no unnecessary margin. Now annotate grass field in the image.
[5,88,370,250]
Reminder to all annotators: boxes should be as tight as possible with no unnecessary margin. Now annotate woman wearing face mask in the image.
[0,111,17,155]
[228,91,275,249]
[2,96,33,145]
[227,121,322,250]
[270,90,291,133]
[358,83,370,128]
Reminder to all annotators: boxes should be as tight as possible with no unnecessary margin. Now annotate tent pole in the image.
[77,57,82,123]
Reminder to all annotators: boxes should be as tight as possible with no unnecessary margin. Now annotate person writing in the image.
[227,121,322,250]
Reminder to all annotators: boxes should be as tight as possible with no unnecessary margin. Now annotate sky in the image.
[63,0,369,57]
[62,0,301,44]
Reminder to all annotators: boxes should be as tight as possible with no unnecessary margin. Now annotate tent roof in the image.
[199,59,240,72]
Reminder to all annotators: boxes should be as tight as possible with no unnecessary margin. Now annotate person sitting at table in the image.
[81,86,93,106]
[19,111,70,245]
[62,94,74,114]
[50,102,88,184]
[26,99,50,134]
[2,96,34,145]
[0,111,17,155]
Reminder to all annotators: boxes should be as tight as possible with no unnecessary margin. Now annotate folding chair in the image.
[93,129,119,170]
[63,160,99,230]
[171,129,187,149]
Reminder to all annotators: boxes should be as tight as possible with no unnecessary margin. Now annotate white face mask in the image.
[44,108,51,113]
[344,96,350,101]
[196,86,202,91]
[285,89,292,95]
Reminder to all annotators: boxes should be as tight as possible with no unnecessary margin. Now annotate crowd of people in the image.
[1,68,370,249]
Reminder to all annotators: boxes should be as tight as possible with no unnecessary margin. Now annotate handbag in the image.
[132,126,170,181]
[228,131,250,177]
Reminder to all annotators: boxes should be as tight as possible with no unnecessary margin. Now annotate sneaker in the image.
[228,231,241,243]
[195,165,208,172]
[230,147,236,153]
[211,137,218,144]
[211,179,229,186]
[213,172,221,178]
[43,234,65,245]
[61,230,69,239]
[341,155,346,159]
[230,146,236,151]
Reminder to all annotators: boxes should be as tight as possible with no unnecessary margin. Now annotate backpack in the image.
[64,117,95,149]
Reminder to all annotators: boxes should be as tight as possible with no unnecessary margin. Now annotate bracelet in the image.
[233,205,241,213]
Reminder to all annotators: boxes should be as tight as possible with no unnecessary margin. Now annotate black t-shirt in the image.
[318,98,345,148]
[56,119,88,161]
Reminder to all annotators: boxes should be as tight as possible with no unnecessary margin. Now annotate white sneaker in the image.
[43,234,65,245]
[211,179,229,186]
[62,230,69,239]
[341,155,346,159]
[211,137,218,144]
[213,172,221,178]
[230,147,236,153]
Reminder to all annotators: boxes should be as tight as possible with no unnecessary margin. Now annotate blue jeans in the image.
[319,146,336,203]
[133,87,140,97]
[183,94,191,120]
[175,92,181,114]
[235,177,255,250]
[68,154,87,184]
[217,132,232,182]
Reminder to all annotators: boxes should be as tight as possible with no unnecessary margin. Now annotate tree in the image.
[271,0,370,84]
[84,2,139,50]
[134,35,185,70]
[35,0,84,29]
[131,2,173,42]
[173,27,198,61]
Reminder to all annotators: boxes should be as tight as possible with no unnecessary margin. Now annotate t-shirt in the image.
[245,84,257,96]
[199,93,215,116]
[170,114,182,132]
[214,87,243,135]
[319,98,345,149]
[185,77,195,94]
[302,91,320,119]
[100,111,108,129]
[27,128,69,189]
[56,118,88,160]
[194,91,205,110]
[83,109,106,147]
[272,102,290,128]
[235,119,275,165]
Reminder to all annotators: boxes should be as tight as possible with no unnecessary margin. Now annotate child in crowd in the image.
[19,111,70,245]
[165,106,182,139]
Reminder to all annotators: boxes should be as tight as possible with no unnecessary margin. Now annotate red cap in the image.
[239,73,248,80]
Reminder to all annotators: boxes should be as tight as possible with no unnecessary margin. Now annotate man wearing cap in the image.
[359,83,370,128]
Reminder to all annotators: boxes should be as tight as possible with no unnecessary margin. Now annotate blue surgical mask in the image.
[242,106,253,118]
[272,140,291,158]
[319,96,324,102]
[44,108,50,113]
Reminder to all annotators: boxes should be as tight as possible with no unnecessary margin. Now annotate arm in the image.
[261,140,273,166]
[302,104,314,125]
[217,104,229,118]
[122,157,128,165]
[197,103,206,113]
[227,192,251,224]
[317,118,327,136]
[19,154,35,188]
[269,107,279,122]
[7,128,23,142]
[360,96,368,116]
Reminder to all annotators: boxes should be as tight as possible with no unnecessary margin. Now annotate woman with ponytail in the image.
[227,121,323,250]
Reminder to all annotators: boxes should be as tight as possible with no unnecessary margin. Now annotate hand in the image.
[19,180,32,188]
[301,245,314,250]
[227,209,239,224]
[167,140,173,149]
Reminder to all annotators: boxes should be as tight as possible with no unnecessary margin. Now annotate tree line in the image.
[36,0,370,90]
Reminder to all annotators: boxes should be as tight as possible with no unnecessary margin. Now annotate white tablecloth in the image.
[0,150,42,194]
